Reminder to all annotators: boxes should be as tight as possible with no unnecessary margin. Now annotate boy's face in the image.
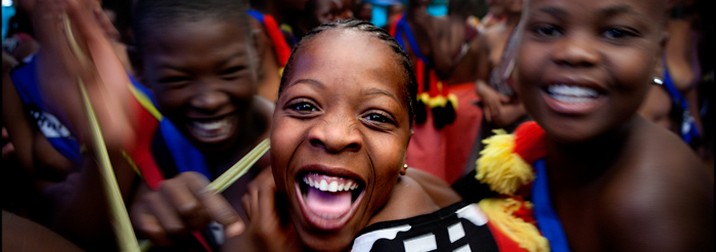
[270,29,411,251]
[516,0,666,143]
[140,19,257,151]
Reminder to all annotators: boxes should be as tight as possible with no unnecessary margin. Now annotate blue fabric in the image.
[246,9,264,24]
[661,62,700,143]
[395,16,431,66]
[11,56,83,164]
[130,79,211,179]
[2,4,14,40]
[159,119,210,179]
[532,159,570,252]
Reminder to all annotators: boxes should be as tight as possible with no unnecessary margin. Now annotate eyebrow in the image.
[288,78,325,89]
[537,4,637,19]
[363,87,400,104]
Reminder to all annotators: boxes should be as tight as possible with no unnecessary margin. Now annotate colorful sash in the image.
[475,121,572,251]
[128,81,210,189]
[247,9,291,67]
[391,15,457,129]
[11,56,83,165]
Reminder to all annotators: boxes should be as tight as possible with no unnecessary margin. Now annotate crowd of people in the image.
[1,0,713,251]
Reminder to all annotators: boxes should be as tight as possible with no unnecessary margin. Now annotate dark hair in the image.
[279,19,418,126]
[130,0,251,53]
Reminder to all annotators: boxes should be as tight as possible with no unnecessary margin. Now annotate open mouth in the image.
[187,116,236,143]
[295,172,365,230]
[546,84,599,103]
[543,84,605,114]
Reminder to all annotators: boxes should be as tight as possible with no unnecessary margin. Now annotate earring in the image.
[400,164,408,175]
[652,77,663,85]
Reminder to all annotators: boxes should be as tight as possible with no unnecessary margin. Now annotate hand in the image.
[131,172,244,247]
[32,0,136,151]
[225,168,300,252]
[490,99,526,128]
[476,80,511,123]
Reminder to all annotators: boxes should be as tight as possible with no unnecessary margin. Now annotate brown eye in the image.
[602,27,638,40]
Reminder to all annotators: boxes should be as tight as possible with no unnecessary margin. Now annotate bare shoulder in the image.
[405,168,461,208]
[600,119,713,251]
[368,175,441,226]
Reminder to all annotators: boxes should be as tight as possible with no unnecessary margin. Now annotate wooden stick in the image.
[63,16,140,252]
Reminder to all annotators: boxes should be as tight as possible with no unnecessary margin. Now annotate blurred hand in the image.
[225,168,300,252]
[130,172,244,247]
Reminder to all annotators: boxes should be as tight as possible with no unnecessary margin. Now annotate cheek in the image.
[270,118,304,190]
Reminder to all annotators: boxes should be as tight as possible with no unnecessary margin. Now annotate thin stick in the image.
[63,16,140,252]
[207,138,270,193]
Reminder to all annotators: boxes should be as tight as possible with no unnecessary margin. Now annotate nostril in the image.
[309,138,324,148]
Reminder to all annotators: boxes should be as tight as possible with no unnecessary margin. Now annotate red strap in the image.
[261,13,291,66]
[126,92,164,189]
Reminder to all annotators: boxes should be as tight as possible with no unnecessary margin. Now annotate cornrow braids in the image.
[279,19,418,126]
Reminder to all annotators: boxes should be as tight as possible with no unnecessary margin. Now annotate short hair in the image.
[131,0,251,53]
[279,19,418,126]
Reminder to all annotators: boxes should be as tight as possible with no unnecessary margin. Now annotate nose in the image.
[308,112,362,153]
[190,84,229,113]
[552,32,600,67]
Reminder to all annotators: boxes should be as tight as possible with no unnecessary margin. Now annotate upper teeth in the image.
[194,119,229,131]
[548,85,597,97]
[304,176,358,193]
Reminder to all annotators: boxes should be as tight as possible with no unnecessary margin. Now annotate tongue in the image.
[305,187,352,218]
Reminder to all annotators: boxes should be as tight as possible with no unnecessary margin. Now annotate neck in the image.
[544,116,639,183]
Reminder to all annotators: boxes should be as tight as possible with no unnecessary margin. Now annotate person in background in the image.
[471,0,714,250]
[127,0,273,250]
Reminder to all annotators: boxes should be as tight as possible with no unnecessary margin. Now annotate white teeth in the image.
[190,118,234,139]
[319,180,328,191]
[304,175,359,192]
[328,181,338,192]
[548,85,597,97]
[548,85,598,103]
[194,119,228,131]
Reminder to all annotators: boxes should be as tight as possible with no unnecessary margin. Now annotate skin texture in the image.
[226,23,461,252]
[130,15,273,248]
[516,0,713,250]
[272,28,412,251]
[2,0,137,249]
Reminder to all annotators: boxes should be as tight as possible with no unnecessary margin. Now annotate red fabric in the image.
[513,121,546,164]
[261,13,291,66]
[407,83,483,184]
[125,91,164,190]
[486,221,528,251]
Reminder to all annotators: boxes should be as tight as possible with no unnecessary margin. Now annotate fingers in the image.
[131,172,243,246]
[183,172,244,239]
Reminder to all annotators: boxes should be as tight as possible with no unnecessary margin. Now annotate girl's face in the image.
[271,29,411,251]
[516,0,665,143]
[140,19,257,152]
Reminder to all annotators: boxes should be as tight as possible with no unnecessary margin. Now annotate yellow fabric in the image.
[475,130,535,195]
[479,198,549,252]
[129,84,163,120]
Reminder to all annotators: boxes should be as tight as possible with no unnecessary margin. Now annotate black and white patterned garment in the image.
[352,201,499,252]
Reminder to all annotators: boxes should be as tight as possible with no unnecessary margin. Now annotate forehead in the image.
[140,19,251,63]
[288,29,406,93]
[527,0,667,20]
[299,28,403,77]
